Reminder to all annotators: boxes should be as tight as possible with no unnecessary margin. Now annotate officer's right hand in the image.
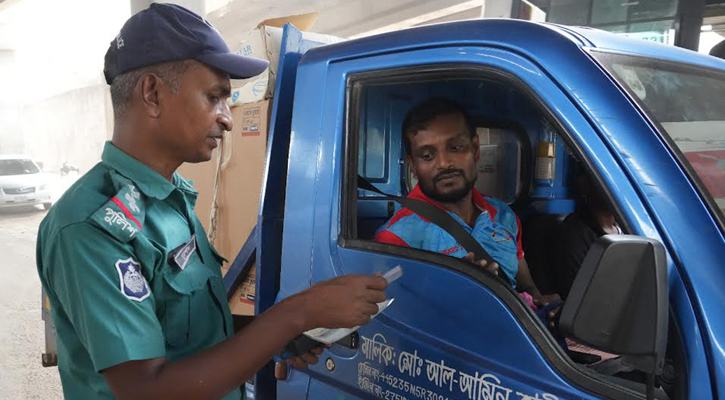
[295,275,388,331]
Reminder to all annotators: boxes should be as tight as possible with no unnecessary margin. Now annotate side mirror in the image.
[559,235,668,376]
[37,162,45,171]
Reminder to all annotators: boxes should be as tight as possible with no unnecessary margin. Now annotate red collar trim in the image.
[407,185,497,222]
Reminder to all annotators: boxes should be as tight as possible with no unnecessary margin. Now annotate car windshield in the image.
[593,52,725,220]
[0,159,40,176]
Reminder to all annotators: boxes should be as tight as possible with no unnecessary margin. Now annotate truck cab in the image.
[250,18,725,400]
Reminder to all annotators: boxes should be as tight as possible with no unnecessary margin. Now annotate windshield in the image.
[594,52,725,219]
[0,159,40,176]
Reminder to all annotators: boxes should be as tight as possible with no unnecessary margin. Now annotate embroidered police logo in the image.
[115,258,150,302]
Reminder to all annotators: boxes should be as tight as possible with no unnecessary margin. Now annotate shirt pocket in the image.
[161,258,215,348]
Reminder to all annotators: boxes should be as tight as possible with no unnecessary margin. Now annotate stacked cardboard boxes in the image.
[179,18,340,316]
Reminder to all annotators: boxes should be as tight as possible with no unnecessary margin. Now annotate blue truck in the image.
[221,18,725,400]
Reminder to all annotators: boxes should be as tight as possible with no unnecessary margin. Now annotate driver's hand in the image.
[276,344,328,379]
[534,293,561,308]
[463,252,499,275]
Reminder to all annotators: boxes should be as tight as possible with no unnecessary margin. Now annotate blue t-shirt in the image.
[374,185,524,287]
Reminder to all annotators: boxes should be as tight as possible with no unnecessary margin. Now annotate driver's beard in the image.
[419,174,477,203]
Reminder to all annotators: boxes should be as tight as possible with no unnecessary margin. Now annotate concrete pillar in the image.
[676,0,706,51]
[130,0,205,16]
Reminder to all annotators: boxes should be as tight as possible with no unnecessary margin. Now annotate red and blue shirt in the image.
[374,185,524,287]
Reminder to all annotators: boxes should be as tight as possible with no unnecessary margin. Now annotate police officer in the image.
[36,4,387,400]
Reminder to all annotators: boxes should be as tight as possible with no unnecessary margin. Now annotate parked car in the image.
[0,155,54,210]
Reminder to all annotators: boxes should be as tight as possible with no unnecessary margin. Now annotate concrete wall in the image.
[16,85,113,173]
[0,0,126,173]
[0,49,22,155]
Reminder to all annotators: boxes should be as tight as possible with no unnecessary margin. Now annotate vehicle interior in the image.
[347,71,685,400]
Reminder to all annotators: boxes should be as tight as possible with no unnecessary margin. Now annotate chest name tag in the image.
[169,234,197,271]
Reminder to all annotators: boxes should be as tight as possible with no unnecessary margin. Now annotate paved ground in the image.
[0,174,78,399]
[0,205,63,400]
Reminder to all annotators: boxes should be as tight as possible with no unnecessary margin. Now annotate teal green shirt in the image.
[36,142,240,400]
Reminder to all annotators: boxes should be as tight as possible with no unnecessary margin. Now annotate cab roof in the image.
[305,18,725,72]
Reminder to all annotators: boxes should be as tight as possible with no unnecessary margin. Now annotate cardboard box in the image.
[229,265,256,316]
[229,20,342,106]
[178,99,271,280]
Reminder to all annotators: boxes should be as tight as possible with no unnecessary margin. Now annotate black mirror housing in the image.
[559,235,668,375]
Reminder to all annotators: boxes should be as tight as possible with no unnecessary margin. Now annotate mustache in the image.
[434,169,464,182]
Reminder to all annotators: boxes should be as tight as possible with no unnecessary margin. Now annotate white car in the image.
[0,155,54,210]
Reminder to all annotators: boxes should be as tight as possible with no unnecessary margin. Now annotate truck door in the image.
[271,26,674,400]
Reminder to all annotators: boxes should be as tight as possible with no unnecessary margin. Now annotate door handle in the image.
[335,331,359,350]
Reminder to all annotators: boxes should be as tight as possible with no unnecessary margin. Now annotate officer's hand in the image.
[296,275,388,331]
[463,252,499,275]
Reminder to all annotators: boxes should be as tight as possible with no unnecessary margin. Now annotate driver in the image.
[375,97,559,306]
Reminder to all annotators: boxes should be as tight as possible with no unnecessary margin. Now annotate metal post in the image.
[510,0,522,19]
[675,0,706,50]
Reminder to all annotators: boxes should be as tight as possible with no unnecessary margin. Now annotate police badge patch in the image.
[114,258,150,302]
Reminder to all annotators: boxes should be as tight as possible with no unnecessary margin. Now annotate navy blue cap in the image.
[104,3,269,84]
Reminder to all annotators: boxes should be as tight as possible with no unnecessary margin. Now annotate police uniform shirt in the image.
[36,142,240,400]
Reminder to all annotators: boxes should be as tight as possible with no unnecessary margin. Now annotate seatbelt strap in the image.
[358,175,511,286]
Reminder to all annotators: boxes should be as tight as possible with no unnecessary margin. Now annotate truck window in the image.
[594,53,725,227]
[354,76,534,241]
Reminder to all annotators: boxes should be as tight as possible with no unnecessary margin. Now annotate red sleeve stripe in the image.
[111,197,143,230]
[374,230,410,247]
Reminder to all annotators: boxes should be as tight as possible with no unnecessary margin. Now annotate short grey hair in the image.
[110,60,197,118]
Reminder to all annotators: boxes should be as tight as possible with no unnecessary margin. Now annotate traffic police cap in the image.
[103,3,269,84]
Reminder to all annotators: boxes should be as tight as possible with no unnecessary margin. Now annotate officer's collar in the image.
[101,141,184,200]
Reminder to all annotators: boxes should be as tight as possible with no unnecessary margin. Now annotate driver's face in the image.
[407,113,479,203]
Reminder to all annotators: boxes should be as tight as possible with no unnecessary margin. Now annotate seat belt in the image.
[358,175,511,286]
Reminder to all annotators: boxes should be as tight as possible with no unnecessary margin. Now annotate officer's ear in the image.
[137,73,164,118]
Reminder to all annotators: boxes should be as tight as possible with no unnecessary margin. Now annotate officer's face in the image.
[407,113,479,203]
[161,62,233,163]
